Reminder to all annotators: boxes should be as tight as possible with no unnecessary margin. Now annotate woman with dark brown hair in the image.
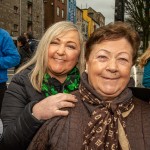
[15,35,32,70]
[28,21,150,150]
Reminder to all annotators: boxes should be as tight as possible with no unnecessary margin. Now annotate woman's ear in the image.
[85,63,88,73]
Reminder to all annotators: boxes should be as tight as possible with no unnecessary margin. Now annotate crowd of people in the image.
[0,21,150,150]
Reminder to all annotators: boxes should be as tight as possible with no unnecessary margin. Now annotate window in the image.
[14,6,18,14]
[62,9,64,18]
[28,4,32,15]
[36,15,39,22]
[13,24,18,31]
[57,7,60,16]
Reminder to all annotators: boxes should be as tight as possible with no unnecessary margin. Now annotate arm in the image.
[27,117,66,150]
[27,120,51,150]
[1,72,78,150]
[0,30,20,69]
[1,74,44,150]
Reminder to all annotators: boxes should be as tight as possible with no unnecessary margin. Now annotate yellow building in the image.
[82,8,105,37]
[82,9,95,37]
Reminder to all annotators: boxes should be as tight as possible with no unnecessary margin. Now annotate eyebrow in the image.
[96,49,110,54]
[98,49,129,55]
[54,38,77,45]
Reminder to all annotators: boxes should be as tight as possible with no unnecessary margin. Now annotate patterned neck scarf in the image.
[80,72,134,150]
[42,67,80,97]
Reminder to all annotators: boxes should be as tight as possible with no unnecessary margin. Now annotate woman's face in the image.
[47,30,81,82]
[17,41,22,47]
[86,38,133,100]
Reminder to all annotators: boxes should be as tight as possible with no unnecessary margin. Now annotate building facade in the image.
[0,0,43,39]
[44,0,67,30]
[82,7,105,37]
[67,0,76,23]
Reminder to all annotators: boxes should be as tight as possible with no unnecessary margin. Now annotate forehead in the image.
[55,30,79,39]
[90,38,133,55]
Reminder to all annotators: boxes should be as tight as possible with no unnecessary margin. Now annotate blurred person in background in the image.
[24,32,38,53]
[1,21,83,150]
[15,35,32,71]
[0,28,20,113]
[139,47,150,88]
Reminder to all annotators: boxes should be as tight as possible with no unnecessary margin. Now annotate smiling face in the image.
[47,30,81,82]
[86,38,133,100]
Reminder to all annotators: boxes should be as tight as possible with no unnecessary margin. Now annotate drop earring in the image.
[85,69,88,73]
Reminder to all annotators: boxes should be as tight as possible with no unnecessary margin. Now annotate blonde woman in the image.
[139,48,150,87]
[1,21,83,150]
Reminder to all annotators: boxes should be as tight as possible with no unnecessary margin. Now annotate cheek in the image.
[87,62,103,82]
[87,61,105,73]
[119,65,132,77]
[68,52,80,62]
[48,46,55,57]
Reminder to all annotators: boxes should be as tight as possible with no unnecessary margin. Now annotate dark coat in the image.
[28,91,150,150]
[28,39,38,53]
[1,66,45,150]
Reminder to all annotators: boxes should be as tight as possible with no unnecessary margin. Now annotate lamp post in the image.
[41,0,44,35]
[115,0,125,21]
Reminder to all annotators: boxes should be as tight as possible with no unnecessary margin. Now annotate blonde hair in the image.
[16,21,84,92]
[139,48,150,68]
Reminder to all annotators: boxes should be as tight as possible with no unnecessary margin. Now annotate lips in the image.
[102,76,119,80]
[54,58,65,62]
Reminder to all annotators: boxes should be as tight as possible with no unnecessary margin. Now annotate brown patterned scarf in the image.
[80,72,134,150]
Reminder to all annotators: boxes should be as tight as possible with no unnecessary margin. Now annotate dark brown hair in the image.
[85,21,140,65]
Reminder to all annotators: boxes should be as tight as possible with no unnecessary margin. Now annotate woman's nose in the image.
[57,44,65,55]
[106,59,117,72]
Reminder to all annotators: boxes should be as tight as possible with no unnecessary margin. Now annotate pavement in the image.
[7,68,15,86]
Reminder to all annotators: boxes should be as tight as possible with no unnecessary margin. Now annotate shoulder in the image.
[126,97,150,149]
[0,28,11,39]
[132,97,150,120]
[71,90,81,98]
[0,28,8,35]
[145,60,150,66]
[130,87,150,103]
[133,97,150,109]
[0,29,16,50]
[12,65,33,84]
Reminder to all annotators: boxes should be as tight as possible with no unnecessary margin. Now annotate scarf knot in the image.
[41,67,80,97]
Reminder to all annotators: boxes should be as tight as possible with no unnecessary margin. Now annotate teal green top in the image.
[143,60,150,88]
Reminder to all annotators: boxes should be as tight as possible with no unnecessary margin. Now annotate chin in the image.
[100,88,121,97]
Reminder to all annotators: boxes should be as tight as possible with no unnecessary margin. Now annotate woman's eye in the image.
[67,45,76,50]
[118,58,129,64]
[97,55,108,61]
[119,58,128,62]
[50,41,58,45]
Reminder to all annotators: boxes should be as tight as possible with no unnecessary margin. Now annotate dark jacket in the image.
[28,91,150,150]
[18,46,32,64]
[28,39,38,53]
[1,66,45,150]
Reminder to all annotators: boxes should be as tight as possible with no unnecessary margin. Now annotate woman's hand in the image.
[32,93,77,120]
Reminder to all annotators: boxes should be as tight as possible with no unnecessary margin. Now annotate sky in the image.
[76,0,115,24]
